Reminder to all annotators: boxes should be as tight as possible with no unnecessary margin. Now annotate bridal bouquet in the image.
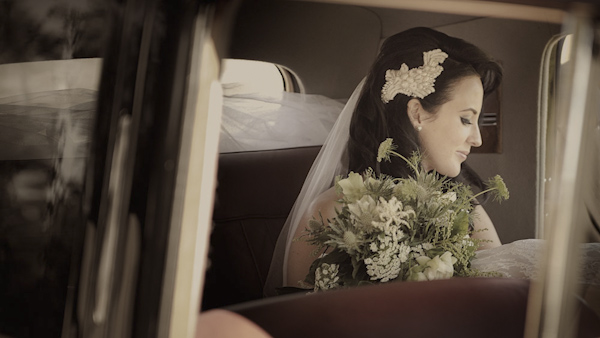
[301,138,509,291]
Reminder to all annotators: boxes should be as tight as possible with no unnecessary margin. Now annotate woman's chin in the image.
[436,166,461,178]
[423,160,460,177]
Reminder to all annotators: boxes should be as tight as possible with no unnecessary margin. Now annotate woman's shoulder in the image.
[304,187,341,220]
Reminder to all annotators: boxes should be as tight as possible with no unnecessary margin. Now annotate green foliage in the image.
[302,138,509,291]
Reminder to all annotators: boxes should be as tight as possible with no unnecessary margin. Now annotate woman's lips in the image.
[457,151,469,160]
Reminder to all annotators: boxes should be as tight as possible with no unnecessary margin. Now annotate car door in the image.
[0,0,219,337]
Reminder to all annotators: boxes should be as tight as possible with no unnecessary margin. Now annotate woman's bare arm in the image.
[470,205,502,250]
[196,310,271,338]
[286,187,339,287]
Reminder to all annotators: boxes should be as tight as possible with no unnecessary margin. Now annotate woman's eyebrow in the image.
[461,108,479,115]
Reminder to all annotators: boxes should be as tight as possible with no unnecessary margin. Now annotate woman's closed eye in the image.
[460,117,472,125]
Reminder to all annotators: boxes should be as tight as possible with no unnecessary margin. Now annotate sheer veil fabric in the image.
[264,79,366,296]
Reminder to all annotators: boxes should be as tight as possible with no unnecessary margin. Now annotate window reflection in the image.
[0,0,108,64]
[0,0,107,336]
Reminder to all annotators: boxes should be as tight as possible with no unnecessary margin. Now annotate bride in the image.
[264,27,599,296]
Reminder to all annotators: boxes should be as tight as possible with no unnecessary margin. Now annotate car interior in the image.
[201,1,600,336]
[1,0,599,337]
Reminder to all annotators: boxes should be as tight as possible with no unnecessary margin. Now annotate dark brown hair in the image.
[347,27,502,195]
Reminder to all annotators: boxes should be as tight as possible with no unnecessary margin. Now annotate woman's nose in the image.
[469,125,483,147]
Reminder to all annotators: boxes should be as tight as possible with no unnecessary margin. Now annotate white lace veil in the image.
[264,78,366,296]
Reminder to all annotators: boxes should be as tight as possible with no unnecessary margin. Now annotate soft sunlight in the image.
[220,59,284,96]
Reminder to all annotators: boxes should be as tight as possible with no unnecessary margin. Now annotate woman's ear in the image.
[406,99,423,128]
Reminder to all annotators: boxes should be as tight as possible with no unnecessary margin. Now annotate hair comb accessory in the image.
[381,48,448,103]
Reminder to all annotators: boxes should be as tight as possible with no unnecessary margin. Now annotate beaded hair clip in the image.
[381,48,448,103]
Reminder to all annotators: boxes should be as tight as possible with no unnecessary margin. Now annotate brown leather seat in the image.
[202,146,321,310]
[229,278,600,338]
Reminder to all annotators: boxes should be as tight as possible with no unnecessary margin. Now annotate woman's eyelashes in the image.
[460,117,472,125]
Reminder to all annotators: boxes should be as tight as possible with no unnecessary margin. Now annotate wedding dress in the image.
[471,238,600,284]
[472,238,600,316]
[263,79,600,298]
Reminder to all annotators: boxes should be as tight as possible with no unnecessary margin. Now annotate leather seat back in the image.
[202,146,320,309]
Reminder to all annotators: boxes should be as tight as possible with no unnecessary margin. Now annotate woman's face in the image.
[418,75,484,177]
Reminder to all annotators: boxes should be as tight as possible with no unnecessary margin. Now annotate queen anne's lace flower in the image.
[364,229,409,282]
[364,249,401,283]
[381,49,448,103]
[377,138,396,163]
[486,175,510,202]
[397,242,411,263]
[410,244,428,258]
[422,243,434,250]
[314,263,341,291]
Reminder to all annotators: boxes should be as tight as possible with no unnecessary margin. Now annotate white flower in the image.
[421,243,434,250]
[377,138,395,163]
[337,172,366,202]
[314,263,341,291]
[372,197,414,232]
[408,272,428,281]
[397,242,411,263]
[364,231,408,282]
[411,251,457,281]
[365,251,401,283]
[347,195,379,229]
[411,244,426,257]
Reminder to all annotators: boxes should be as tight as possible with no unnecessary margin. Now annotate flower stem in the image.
[389,150,419,174]
[471,188,495,202]
[458,187,496,210]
